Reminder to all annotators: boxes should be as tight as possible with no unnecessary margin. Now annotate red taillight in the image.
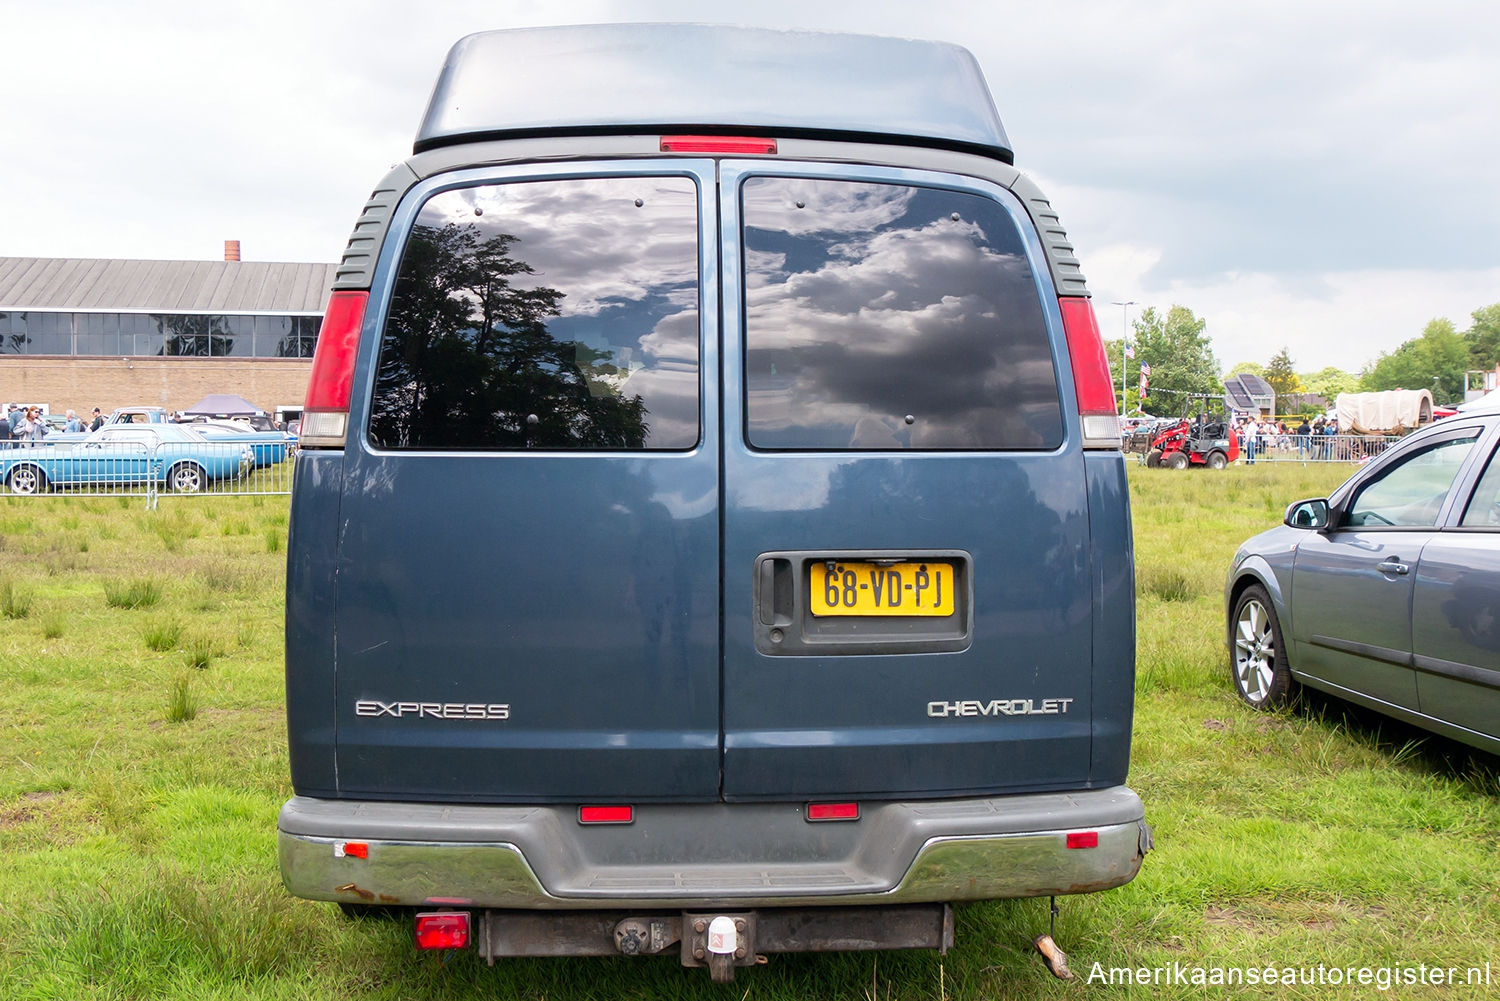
[414,911,470,950]
[1058,296,1120,447]
[806,802,860,822]
[1066,831,1099,850]
[335,841,368,859]
[301,290,368,447]
[660,135,777,155]
[579,805,634,824]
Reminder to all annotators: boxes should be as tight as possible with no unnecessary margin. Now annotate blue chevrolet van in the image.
[279,24,1145,980]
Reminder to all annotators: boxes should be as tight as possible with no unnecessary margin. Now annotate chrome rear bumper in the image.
[279,787,1148,909]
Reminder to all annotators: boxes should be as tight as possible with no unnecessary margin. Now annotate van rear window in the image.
[368,176,701,451]
[741,177,1063,450]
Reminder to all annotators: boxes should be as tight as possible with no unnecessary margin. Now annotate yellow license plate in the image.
[810,561,955,616]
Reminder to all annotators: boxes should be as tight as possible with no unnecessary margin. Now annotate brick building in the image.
[0,249,335,419]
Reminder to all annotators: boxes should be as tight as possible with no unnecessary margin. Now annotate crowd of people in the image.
[1236,414,1350,462]
[0,403,105,443]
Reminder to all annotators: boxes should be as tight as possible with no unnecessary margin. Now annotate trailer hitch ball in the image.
[706,916,738,983]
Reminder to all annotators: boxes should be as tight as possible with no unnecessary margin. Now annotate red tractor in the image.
[1126,401,1240,470]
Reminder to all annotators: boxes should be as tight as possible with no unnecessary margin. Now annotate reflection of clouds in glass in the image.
[616,364,697,446]
[744,179,1062,449]
[742,180,914,236]
[383,175,702,451]
[744,249,786,290]
[615,307,700,446]
[422,177,699,317]
[637,307,698,365]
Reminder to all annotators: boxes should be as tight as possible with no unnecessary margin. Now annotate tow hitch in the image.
[473,904,954,982]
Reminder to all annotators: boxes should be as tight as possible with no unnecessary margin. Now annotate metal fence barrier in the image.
[1125,432,1404,466]
[0,438,292,506]
[1238,434,1401,464]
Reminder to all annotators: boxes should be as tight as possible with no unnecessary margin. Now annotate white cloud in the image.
[1,0,1495,388]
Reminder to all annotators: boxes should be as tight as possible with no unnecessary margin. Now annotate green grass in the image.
[2,466,1498,999]
[104,577,163,610]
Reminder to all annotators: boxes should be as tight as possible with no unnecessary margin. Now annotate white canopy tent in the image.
[1457,388,1500,413]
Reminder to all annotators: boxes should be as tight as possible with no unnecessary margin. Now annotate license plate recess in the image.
[753,551,971,656]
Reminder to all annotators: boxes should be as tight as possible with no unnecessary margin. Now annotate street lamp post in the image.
[1111,300,1137,414]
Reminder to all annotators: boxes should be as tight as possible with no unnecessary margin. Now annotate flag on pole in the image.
[1140,362,1151,376]
[1124,343,1135,359]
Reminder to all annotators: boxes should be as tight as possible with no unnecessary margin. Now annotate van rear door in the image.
[718,164,1095,799]
[332,163,722,801]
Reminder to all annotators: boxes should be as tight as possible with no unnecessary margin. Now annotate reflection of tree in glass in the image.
[155,314,235,356]
[370,222,649,449]
[0,313,22,354]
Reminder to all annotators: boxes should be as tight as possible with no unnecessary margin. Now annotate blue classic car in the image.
[0,424,254,494]
[186,419,296,468]
[1227,410,1500,754]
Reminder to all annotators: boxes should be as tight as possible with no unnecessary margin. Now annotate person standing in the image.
[19,406,47,445]
[89,407,105,432]
[6,404,23,437]
[64,409,83,433]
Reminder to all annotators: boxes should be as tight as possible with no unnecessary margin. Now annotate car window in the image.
[101,428,158,446]
[1343,432,1480,527]
[741,177,1062,450]
[1460,443,1500,527]
[368,174,701,451]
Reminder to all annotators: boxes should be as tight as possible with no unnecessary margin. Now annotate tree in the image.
[1226,361,1266,378]
[1465,303,1500,371]
[1130,305,1221,415]
[1263,347,1302,398]
[369,221,649,449]
[1360,318,1468,404]
[1301,366,1358,400]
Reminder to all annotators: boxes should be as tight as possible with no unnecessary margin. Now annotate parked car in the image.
[0,423,253,494]
[180,418,295,467]
[1226,411,1500,755]
[279,24,1145,979]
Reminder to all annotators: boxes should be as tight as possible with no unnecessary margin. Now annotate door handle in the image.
[1376,559,1409,576]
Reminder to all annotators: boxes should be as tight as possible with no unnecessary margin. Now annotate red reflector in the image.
[342,841,368,859]
[806,802,860,822]
[414,911,470,950]
[1058,297,1118,417]
[304,290,368,412]
[1066,831,1099,850]
[579,805,634,824]
[660,135,777,155]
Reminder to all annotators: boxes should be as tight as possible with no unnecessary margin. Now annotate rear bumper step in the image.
[279,787,1147,909]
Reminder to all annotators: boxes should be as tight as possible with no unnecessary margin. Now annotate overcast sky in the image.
[4,0,1497,373]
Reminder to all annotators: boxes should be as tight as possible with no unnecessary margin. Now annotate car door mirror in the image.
[1284,497,1330,529]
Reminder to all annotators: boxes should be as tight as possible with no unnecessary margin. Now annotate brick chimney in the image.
[224,239,241,262]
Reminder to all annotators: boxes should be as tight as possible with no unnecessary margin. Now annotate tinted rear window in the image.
[369,176,700,450]
[742,177,1062,450]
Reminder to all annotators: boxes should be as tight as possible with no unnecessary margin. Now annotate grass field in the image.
[2,464,1498,999]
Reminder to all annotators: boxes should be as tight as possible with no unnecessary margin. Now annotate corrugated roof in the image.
[0,257,337,313]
